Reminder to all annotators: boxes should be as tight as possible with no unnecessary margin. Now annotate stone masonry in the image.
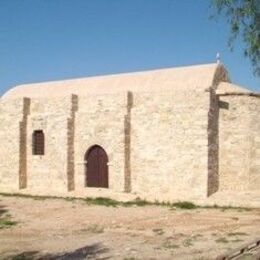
[0,63,259,205]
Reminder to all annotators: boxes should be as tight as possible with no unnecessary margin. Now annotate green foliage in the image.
[152,228,164,235]
[10,255,33,260]
[162,239,180,249]
[215,237,229,243]
[227,231,248,236]
[0,193,254,211]
[0,192,60,200]
[172,201,197,209]
[211,0,260,76]
[0,216,17,229]
[84,197,197,209]
[183,238,194,247]
[84,197,120,207]
[124,197,152,207]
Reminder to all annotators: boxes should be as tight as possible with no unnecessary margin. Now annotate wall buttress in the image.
[67,94,78,191]
[124,91,133,192]
[19,98,31,189]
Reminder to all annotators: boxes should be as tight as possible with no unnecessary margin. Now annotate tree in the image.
[211,0,260,76]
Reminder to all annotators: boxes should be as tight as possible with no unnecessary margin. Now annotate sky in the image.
[0,0,259,96]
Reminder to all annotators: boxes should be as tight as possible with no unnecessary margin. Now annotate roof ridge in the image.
[2,63,221,99]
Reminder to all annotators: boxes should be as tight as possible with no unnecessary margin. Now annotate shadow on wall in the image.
[218,100,229,110]
[4,243,110,260]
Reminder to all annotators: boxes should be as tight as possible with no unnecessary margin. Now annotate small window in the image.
[32,130,45,155]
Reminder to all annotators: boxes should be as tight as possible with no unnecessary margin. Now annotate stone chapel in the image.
[0,63,259,205]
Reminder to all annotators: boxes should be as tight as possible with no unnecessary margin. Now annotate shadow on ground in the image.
[0,205,8,217]
[4,243,110,260]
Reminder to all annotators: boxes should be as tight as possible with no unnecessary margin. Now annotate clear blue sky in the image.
[0,0,259,96]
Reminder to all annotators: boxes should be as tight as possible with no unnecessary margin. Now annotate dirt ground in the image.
[0,195,260,260]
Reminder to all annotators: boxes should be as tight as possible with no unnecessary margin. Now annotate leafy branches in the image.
[212,0,260,76]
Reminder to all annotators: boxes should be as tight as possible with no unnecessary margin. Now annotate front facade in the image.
[0,63,259,204]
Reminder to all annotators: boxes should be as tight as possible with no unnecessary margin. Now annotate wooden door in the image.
[85,145,108,188]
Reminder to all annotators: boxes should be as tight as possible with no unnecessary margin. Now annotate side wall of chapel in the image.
[218,94,260,191]
[0,89,215,201]
[0,98,27,191]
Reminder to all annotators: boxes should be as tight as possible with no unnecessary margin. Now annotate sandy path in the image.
[0,195,260,259]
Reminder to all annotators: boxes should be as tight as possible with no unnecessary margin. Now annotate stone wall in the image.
[218,94,260,191]
[0,90,214,201]
[131,90,210,201]
[26,97,71,193]
[74,93,127,192]
[2,89,258,202]
[0,98,25,191]
[248,96,260,190]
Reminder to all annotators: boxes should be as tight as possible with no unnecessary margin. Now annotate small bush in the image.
[172,201,197,209]
[231,239,244,243]
[152,228,164,235]
[0,192,253,211]
[85,197,120,207]
[124,198,152,207]
[215,237,229,243]
[163,241,179,249]
[227,232,248,236]
[183,238,194,247]
[0,217,17,229]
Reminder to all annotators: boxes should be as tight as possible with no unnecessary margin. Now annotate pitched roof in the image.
[216,82,251,94]
[2,63,231,99]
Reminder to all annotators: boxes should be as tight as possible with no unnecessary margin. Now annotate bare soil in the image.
[0,195,260,260]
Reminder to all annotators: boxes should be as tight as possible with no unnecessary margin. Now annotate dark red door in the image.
[85,145,108,188]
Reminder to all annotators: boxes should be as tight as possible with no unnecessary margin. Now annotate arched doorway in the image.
[85,145,108,188]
